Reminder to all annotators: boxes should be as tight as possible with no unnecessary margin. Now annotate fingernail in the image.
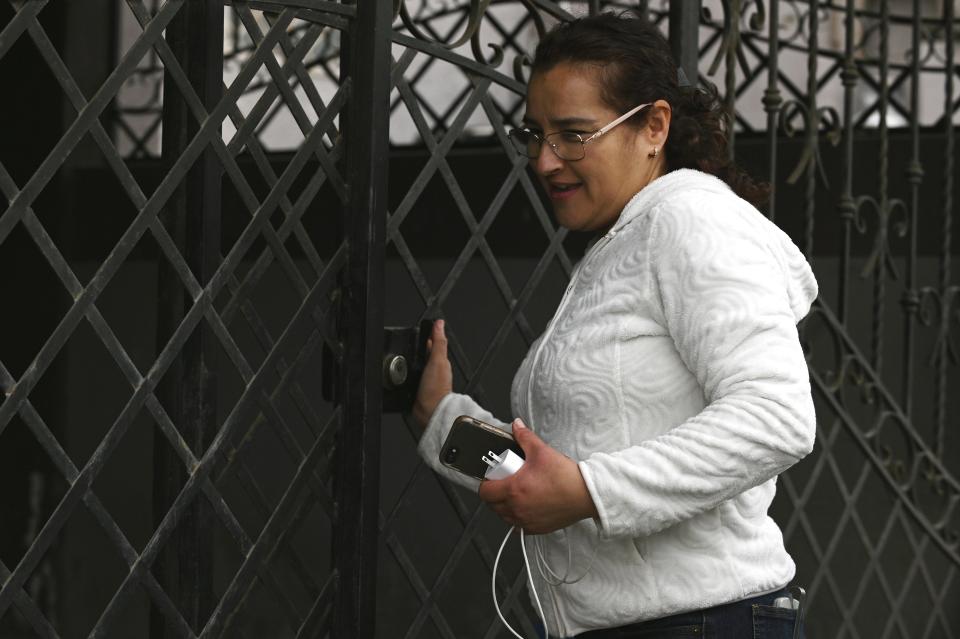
[438,319,445,331]
[514,419,526,429]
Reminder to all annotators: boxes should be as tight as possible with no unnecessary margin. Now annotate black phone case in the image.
[439,416,525,480]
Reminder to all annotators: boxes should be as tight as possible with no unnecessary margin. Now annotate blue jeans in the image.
[572,588,804,639]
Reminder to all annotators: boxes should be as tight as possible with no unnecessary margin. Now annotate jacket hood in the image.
[614,169,819,322]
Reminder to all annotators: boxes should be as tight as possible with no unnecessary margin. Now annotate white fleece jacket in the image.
[418,169,818,637]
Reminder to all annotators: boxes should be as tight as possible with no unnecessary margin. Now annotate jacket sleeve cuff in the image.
[578,459,614,538]
[416,393,507,492]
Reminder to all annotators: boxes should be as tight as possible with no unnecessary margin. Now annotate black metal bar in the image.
[333,0,390,636]
[763,0,780,220]
[837,0,857,325]
[724,0,739,159]
[803,0,819,259]
[901,0,922,418]
[936,0,955,459]
[870,0,890,374]
[153,1,223,635]
[668,0,700,92]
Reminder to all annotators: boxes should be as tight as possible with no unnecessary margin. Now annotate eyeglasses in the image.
[508,102,652,161]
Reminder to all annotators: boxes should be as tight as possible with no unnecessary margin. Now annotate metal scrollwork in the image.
[776,1,807,46]
[777,99,841,186]
[703,0,735,78]
[519,0,547,38]
[852,195,908,280]
[513,0,547,85]
[871,410,916,486]
[397,0,505,67]
[740,0,765,32]
[392,0,578,73]
[807,300,960,565]
[513,50,533,85]
[904,23,940,68]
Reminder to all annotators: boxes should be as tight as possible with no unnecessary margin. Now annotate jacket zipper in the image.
[524,230,619,638]
[525,228,618,428]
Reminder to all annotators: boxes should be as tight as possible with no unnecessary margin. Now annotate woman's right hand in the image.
[412,319,453,430]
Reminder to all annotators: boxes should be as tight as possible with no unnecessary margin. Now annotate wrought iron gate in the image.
[0,1,958,638]
[0,0,388,636]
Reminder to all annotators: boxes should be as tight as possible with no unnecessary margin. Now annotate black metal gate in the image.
[1,0,387,636]
[1,1,958,638]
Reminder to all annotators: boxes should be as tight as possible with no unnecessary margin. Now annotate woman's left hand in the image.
[478,419,599,534]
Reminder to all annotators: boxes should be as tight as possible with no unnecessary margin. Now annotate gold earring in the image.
[649,146,659,158]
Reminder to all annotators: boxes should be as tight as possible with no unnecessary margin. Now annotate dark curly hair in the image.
[531,11,769,208]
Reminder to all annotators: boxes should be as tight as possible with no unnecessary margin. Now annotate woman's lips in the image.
[549,183,582,200]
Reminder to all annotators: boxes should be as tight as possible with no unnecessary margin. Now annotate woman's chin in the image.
[554,209,592,232]
[553,215,579,232]
[552,203,582,227]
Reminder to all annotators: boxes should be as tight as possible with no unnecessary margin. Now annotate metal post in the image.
[837,0,857,325]
[333,0,390,636]
[936,0,954,458]
[901,0,923,419]
[871,0,890,372]
[669,0,700,94]
[723,0,739,159]
[763,0,781,220]
[152,1,223,636]
[803,0,820,259]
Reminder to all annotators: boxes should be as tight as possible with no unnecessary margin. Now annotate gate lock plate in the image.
[322,319,434,413]
[380,319,433,412]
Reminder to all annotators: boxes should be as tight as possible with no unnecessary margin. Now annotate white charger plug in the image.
[482,449,525,480]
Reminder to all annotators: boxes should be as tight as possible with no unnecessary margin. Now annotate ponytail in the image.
[666,83,770,207]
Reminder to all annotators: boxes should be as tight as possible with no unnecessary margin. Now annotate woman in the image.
[413,11,817,639]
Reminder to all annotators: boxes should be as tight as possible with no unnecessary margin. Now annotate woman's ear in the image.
[645,99,672,148]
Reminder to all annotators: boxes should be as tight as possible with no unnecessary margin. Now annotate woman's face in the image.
[523,63,665,233]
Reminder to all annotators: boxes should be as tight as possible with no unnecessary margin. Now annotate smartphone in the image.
[439,415,525,480]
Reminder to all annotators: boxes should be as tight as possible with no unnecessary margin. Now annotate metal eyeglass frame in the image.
[509,102,653,161]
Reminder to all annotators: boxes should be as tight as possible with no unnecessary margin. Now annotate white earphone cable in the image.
[534,531,601,586]
[491,526,549,639]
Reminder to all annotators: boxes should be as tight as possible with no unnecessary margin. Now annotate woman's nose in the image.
[533,143,563,175]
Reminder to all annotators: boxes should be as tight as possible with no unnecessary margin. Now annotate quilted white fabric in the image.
[418,168,818,636]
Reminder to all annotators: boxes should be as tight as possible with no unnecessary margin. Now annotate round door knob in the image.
[385,355,408,387]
